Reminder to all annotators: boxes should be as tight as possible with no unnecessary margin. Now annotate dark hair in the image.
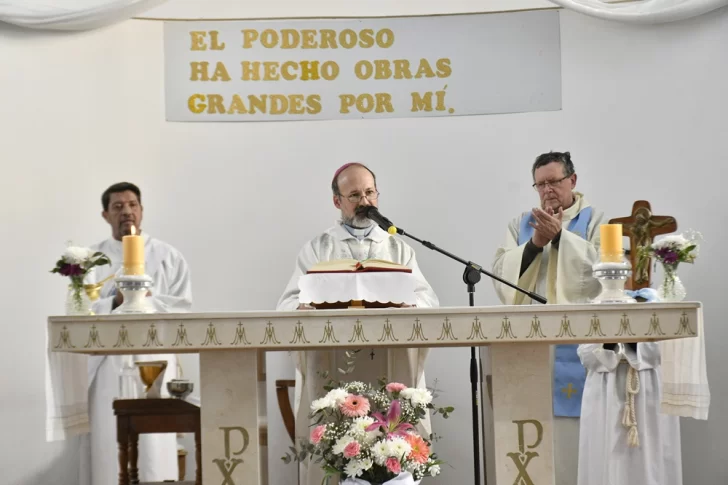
[531,151,575,179]
[102,182,141,211]
[331,163,377,195]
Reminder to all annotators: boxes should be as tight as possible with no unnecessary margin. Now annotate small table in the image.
[113,398,201,485]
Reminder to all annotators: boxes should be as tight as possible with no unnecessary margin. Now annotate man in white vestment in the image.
[490,152,604,485]
[276,163,439,485]
[85,182,192,485]
[490,152,682,485]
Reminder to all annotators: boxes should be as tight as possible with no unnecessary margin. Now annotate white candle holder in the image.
[591,253,637,304]
[112,274,155,314]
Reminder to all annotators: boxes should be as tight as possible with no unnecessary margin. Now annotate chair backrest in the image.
[609,200,677,291]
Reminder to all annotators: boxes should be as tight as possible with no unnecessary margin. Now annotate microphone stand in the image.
[392,225,546,485]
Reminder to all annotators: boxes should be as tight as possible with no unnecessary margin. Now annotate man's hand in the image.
[529,207,563,247]
[297,303,314,310]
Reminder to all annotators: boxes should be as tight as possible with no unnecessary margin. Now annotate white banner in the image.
[163,11,561,122]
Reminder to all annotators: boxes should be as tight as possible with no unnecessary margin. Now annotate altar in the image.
[48,302,702,485]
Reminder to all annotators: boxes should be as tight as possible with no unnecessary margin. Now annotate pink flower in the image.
[386,457,401,474]
[386,382,407,393]
[339,394,371,418]
[343,441,361,458]
[365,400,414,438]
[310,425,326,444]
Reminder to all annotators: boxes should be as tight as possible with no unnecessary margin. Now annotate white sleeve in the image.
[403,249,439,308]
[148,251,193,313]
[491,218,525,305]
[276,241,319,311]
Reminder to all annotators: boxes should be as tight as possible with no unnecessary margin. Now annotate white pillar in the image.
[200,349,261,485]
[491,343,555,485]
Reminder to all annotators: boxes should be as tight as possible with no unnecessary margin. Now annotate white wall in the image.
[1,5,727,485]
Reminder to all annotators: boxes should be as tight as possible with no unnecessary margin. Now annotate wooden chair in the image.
[276,378,297,442]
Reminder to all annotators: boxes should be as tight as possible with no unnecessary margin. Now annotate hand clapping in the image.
[529,206,564,247]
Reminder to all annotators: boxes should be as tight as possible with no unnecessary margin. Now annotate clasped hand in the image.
[529,206,563,247]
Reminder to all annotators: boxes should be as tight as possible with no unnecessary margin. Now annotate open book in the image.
[306,258,413,274]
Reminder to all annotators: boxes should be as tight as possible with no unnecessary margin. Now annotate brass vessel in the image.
[83,273,116,301]
[135,360,168,393]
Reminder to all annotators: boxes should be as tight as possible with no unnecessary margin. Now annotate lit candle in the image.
[600,224,623,263]
[122,225,145,275]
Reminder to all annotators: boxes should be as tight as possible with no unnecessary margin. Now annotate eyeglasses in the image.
[340,190,380,204]
[532,175,570,192]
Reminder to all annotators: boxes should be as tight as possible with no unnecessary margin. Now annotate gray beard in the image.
[342,214,374,229]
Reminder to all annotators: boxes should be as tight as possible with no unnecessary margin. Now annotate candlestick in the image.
[592,224,635,304]
[600,224,623,263]
[122,225,144,275]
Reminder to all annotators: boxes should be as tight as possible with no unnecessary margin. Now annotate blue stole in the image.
[517,206,592,418]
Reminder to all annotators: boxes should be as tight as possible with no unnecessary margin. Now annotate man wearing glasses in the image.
[489,151,605,485]
[277,162,438,485]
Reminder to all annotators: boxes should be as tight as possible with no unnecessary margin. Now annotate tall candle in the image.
[122,225,145,275]
[600,224,623,263]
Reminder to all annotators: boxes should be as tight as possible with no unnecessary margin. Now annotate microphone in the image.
[361,206,399,235]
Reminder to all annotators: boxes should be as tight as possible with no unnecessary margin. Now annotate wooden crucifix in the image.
[609,200,677,290]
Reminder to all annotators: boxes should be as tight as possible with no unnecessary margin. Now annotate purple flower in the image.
[59,264,84,277]
[655,248,679,264]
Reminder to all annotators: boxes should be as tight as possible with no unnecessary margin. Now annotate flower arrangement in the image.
[51,245,111,312]
[285,379,453,485]
[636,229,702,301]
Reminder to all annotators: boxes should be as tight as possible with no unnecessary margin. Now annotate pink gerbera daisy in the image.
[339,394,371,418]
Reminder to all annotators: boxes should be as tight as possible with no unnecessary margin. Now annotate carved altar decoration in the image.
[48,303,702,485]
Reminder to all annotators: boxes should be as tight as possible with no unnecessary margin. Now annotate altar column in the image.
[491,344,555,485]
[200,349,261,485]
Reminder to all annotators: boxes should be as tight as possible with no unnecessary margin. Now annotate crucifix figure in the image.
[609,200,677,290]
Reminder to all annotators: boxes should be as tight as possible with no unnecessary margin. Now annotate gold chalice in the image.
[84,273,116,301]
[135,360,168,397]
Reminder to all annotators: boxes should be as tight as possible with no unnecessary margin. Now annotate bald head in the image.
[331,163,379,228]
[331,162,377,195]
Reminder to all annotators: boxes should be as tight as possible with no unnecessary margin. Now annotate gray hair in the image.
[531,151,575,179]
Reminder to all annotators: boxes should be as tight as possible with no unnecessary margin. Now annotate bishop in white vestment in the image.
[490,152,604,485]
[85,183,192,485]
[276,163,438,485]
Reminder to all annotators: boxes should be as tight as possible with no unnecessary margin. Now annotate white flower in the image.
[364,429,382,444]
[429,464,441,476]
[63,246,93,265]
[332,435,356,455]
[325,388,349,405]
[348,417,375,439]
[358,457,373,471]
[388,437,412,459]
[344,457,373,478]
[310,396,334,412]
[371,440,391,465]
[400,387,433,407]
[652,235,688,250]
